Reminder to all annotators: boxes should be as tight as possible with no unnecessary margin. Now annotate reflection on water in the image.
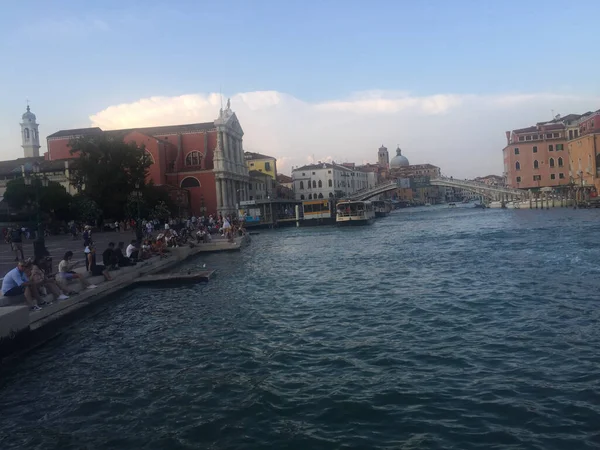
[1,207,600,449]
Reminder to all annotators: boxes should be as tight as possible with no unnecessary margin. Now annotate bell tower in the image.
[378,145,389,168]
[21,103,41,158]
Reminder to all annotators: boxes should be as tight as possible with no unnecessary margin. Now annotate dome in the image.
[390,146,409,168]
[22,105,36,122]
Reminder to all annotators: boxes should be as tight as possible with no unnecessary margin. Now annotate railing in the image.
[337,209,368,218]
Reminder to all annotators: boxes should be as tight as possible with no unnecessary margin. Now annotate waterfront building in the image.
[291,162,369,201]
[46,101,250,217]
[567,111,600,197]
[244,152,277,179]
[503,119,574,189]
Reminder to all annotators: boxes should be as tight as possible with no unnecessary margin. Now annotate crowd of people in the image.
[1,213,247,311]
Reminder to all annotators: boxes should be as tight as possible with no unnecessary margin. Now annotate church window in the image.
[185,151,202,166]
[24,128,29,139]
[180,177,200,188]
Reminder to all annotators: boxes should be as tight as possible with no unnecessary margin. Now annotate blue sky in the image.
[1,0,599,176]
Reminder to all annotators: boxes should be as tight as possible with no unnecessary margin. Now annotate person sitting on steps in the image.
[30,258,69,303]
[56,251,96,292]
[102,242,120,270]
[85,245,113,282]
[1,260,42,311]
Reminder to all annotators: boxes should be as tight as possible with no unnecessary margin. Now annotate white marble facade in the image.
[213,100,251,215]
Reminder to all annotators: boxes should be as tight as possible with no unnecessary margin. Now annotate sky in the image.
[1,0,600,178]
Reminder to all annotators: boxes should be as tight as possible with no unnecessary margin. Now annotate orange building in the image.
[567,111,600,194]
[46,103,250,217]
[503,122,569,189]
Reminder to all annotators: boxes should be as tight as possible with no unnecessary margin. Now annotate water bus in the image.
[372,200,393,217]
[336,200,375,225]
[301,199,335,225]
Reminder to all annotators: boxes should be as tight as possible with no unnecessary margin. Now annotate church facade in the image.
[46,101,250,217]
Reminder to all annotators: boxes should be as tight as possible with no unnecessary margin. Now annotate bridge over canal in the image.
[347,176,528,202]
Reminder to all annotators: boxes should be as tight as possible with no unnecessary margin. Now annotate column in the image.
[216,179,223,212]
[228,179,235,209]
[223,132,230,172]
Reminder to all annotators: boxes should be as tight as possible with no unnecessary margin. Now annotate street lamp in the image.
[134,181,143,243]
[21,162,49,259]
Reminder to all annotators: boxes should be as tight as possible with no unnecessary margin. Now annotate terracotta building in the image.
[503,122,569,189]
[46,102,250,217]
[567,110,600,193]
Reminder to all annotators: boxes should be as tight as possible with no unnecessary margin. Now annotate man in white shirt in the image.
[1,261,41,311]
[126,240,139,260]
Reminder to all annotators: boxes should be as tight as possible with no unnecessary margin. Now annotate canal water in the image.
[2,206,600,449]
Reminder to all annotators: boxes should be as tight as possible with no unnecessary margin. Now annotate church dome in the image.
[390,146,409,168]
[22,105,36,122]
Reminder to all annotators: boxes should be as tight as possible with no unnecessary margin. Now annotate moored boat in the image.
[336,200,375,225]
[372,200,390,218]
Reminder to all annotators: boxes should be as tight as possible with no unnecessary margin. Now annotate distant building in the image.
[46,101,250,216]
[244,152,277,179]
[377,145,390,169]
[291,162,369,200]
[276,173,293,190]
[21,105,41,158]
[386,147,443,204]
[474,175,505,186]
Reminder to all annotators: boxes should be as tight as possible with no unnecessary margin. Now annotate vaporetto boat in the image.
[336,200,375,225]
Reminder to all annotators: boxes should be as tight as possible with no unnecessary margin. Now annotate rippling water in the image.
[2,206,600,449]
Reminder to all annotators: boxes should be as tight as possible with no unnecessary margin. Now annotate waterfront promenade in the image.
[0,230,140,276]
[0,232,247,361]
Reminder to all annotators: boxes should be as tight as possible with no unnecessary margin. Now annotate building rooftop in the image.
[47,127,104,139]
[276,174,293,183]
[47,122,215,140]
[244,151,275,160]
[0,157,72,176]
[293,162,353,172]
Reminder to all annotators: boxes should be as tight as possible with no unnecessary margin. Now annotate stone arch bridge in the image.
[348,176,527,201]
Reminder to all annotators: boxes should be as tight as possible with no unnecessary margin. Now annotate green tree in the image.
[69,136,151,219]
[4,178,72,220]
[70,194,102,225]
[123,184,177,221]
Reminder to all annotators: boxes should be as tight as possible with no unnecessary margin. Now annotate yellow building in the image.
[244,152,277,180]
[567,133,600,191]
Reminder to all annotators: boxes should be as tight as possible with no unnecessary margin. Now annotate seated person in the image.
[30,258,70,303]
[115,242,135,267]
[57,251,96,291]
[85,245,113,281]
[2,261,42,311]
[102,242,119,270]
[125,240,139,260]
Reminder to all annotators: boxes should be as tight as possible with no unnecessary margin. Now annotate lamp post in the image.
[134,181,143,243]
[21,162,49,258]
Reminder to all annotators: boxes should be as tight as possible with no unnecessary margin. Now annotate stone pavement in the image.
[0,230,145,276]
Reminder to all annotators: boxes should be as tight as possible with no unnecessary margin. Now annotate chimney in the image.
[505,131,511,145]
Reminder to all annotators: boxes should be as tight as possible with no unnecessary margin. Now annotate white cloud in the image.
[89,90,600,178]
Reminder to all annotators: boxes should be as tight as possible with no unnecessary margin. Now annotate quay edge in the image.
[0,236,248,364]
